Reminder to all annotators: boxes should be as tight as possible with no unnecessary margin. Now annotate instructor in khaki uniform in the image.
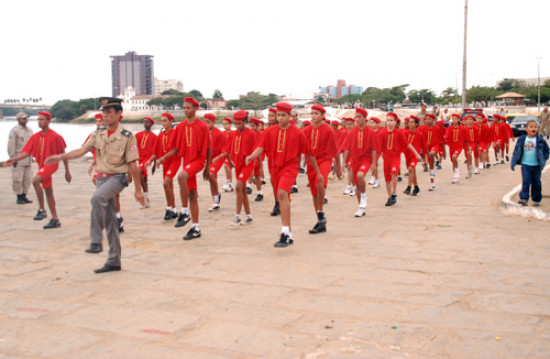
[8,112,33,204]
[45,97,145,273]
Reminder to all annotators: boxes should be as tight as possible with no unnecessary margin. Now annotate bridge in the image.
[0,103,52,119]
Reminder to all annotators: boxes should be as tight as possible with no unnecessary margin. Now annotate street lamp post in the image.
[537,57,541,116]
[461,0,468,112]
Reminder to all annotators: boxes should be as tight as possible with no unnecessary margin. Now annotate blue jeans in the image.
[520,165,542,203]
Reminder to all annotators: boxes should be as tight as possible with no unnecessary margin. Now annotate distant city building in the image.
[153,77,183,95]
[208,99,227,110]
[111,51,154,96]
[119,87,169,111]
[517,77,550,87]
[319,79,363,99]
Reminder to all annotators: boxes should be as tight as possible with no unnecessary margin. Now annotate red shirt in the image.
[503,123,513,140]
[154,128,177,164]
[445,126,467,147]
[492,123,508,142]
[225,127,257,168]
[22,129,66,167]
[337,128,349,153]
[302,123,339,164]
[463,125,479,145]
[419,125,445,147]
[135,131,158,163]
[378,128,409,157]
[257,124,310,170]
[342,126,377,163]
[475,123,492,143]
[402,129,427,154]
[209,127,225,158]
[170,119,211,164]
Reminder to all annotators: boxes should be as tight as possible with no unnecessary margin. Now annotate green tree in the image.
[407,89,436,104]
[188,89,203,99]
[161,89,184,96]
[314,95,326,105]
[226,99,242,110]
[466,86,496,103]
[212,89,224,99]
[496,78,527,91]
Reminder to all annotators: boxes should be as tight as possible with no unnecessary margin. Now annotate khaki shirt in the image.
[8,124,33,166]
[542,110,550,123]
[84,125,139,174]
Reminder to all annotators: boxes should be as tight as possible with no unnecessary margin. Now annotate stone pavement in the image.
[0,155,549,359]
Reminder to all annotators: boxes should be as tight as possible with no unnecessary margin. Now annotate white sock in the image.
[192,223,200,230]
[181,207,189,215]
[281,226,290,235]
[116,212,121,219]
[258,190,263,195]
[246,213,252,219]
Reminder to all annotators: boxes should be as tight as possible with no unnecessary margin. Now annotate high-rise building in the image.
[110,51,154,96]
[319,79,363,99]
[153,77,184,95]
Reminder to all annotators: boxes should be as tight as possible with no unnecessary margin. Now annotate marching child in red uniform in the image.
[135,117,157,208]
[246,102,322,247]
[367,116,382,188]
[503,117,514,162]
[341,108,377,217]
[249,118,265,201]
[445,113,467,183]
[213,111,257,226]
[159,97,211,240]
[419,113,445,191]
[492,114,507,165]
[4,111,71,229]
[403,115,426,196]
[146,113,180,220]
[475,114,492,171]
[341,118,357,195]
[302,105,342,234]
[203,113,226,212]
[463,115,479,178]
[221,118,234,192]
[378,113,423,205]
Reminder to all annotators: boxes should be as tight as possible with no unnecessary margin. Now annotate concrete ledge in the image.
[501,164,550,221]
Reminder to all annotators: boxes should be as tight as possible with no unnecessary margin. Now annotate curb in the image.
[501,164,550,221]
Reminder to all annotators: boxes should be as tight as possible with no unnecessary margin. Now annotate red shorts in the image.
[235,162,255,183]
[272,166,299,197]
[478,142,488,152]
[428,145,441,154]
[449,146,463,157]
[253,159,261,177]
[383,156,400,182]
[182,159,205,191]
[351,159,372,183]
[307,159,332,196]
[139,155,153,177]
[405,152,418,168]
[163,159,181,179]
[209,158,225,178]
[223,158,232,167]
[495,139,505,148]
[37,164,59,189]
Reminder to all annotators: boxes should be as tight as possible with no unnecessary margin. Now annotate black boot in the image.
[403,186,411,195]
[16,194,25,204]
[21,193,33,204]
[309,221,326,234]
[270,202,280,216]
[411,186,420,196]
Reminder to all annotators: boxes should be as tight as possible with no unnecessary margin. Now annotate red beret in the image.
[94,114,103,120]
[410,115,419,122]
[464,115,475,121]
[268,108,277,114]
[370,117,381,124]
[289,119,296,125]
[451,113,461,119]
[204,113,216,121]
[483,117,489,124]
[345,117,355,123]
[331,120,340,126]
[302,120,311,125]
[38,111,52,120]
[144,116,155,124]
[355,108,368,117]
[233,110,248,121]
[425,113,436,120]
[404,117,410,121]
[324,119,331,124]
[386,112,399,121]
[311,104,326,114]
[275,102,293,114]
[161,112,174,121]
[223,117,232,124]
[184,97,199,107]
[250,117,262,125]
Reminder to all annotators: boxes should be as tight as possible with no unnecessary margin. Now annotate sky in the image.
[1,0,549,105]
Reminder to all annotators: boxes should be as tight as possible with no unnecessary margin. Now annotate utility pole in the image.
[537,57,541,116]
[461,0,468,112]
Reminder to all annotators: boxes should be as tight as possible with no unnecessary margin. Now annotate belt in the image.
[96,173,116,178]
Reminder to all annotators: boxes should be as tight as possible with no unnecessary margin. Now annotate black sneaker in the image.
[183,227,201,240]
[255,194,264,202]
[518,199,528,206]
[506,155,509,162]
[486,164,491,169]
[43,218,61,229]
[323,197,328,204]
[436,164,442,170]
[33,209,47,221]
[290,186,298,194]
[117,217,124,233]
[175,213,191,228]
[411,186,420,196]
[299,168,305,174]
[274,233,293,248]
[16,195,25,204]
[397,176,402,182]
[246,186,253,195]
[270,203,280,216]
[164,210,177,220]
[261,179,266,185]
[403,186,411,195]
[309,222,326,234]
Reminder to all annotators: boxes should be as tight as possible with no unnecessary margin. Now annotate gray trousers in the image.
[12,164,32,195]
[90,175,128,266]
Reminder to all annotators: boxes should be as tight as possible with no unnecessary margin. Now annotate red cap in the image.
[425,113,436,120]
[451,113,460,119]
[464,115,475,121]
[289,119,296,125]
[233,110,248,121]
[483,117,488,124]
[370,117,381,124]
[250,117,262,125]
[302,120,311,125]
[161,112,174,121]
[184,97,199,108]
[94,114,103,120]
[223,117,232,124]
[144,116,155,124]
[311,104,326,114]
[204,113,216,121]
[410,115,419,122]
[356,108,368,117]
[386,112,399,121]
[275,102,293,114]
[404,117,410,122]
[38,111,52,120]
[324,119,331,124]
[268,108,277,114]
[345,117,355,123]
[331,120,340,126]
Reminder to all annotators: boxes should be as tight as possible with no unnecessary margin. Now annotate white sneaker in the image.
[208,203,220,212]
[230,216,241,226]
[429,183,435,191]
[349,186,357,196]
[368,176,375,185]
[222,183,230,191]
[373,180,380,188]
[354,207,366,217]
[473,168,480,174]
[343,185,352,195]
[359,194,368,208]
[241,216,253,226]
[224,183,234,192]
[144,196,150,208]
